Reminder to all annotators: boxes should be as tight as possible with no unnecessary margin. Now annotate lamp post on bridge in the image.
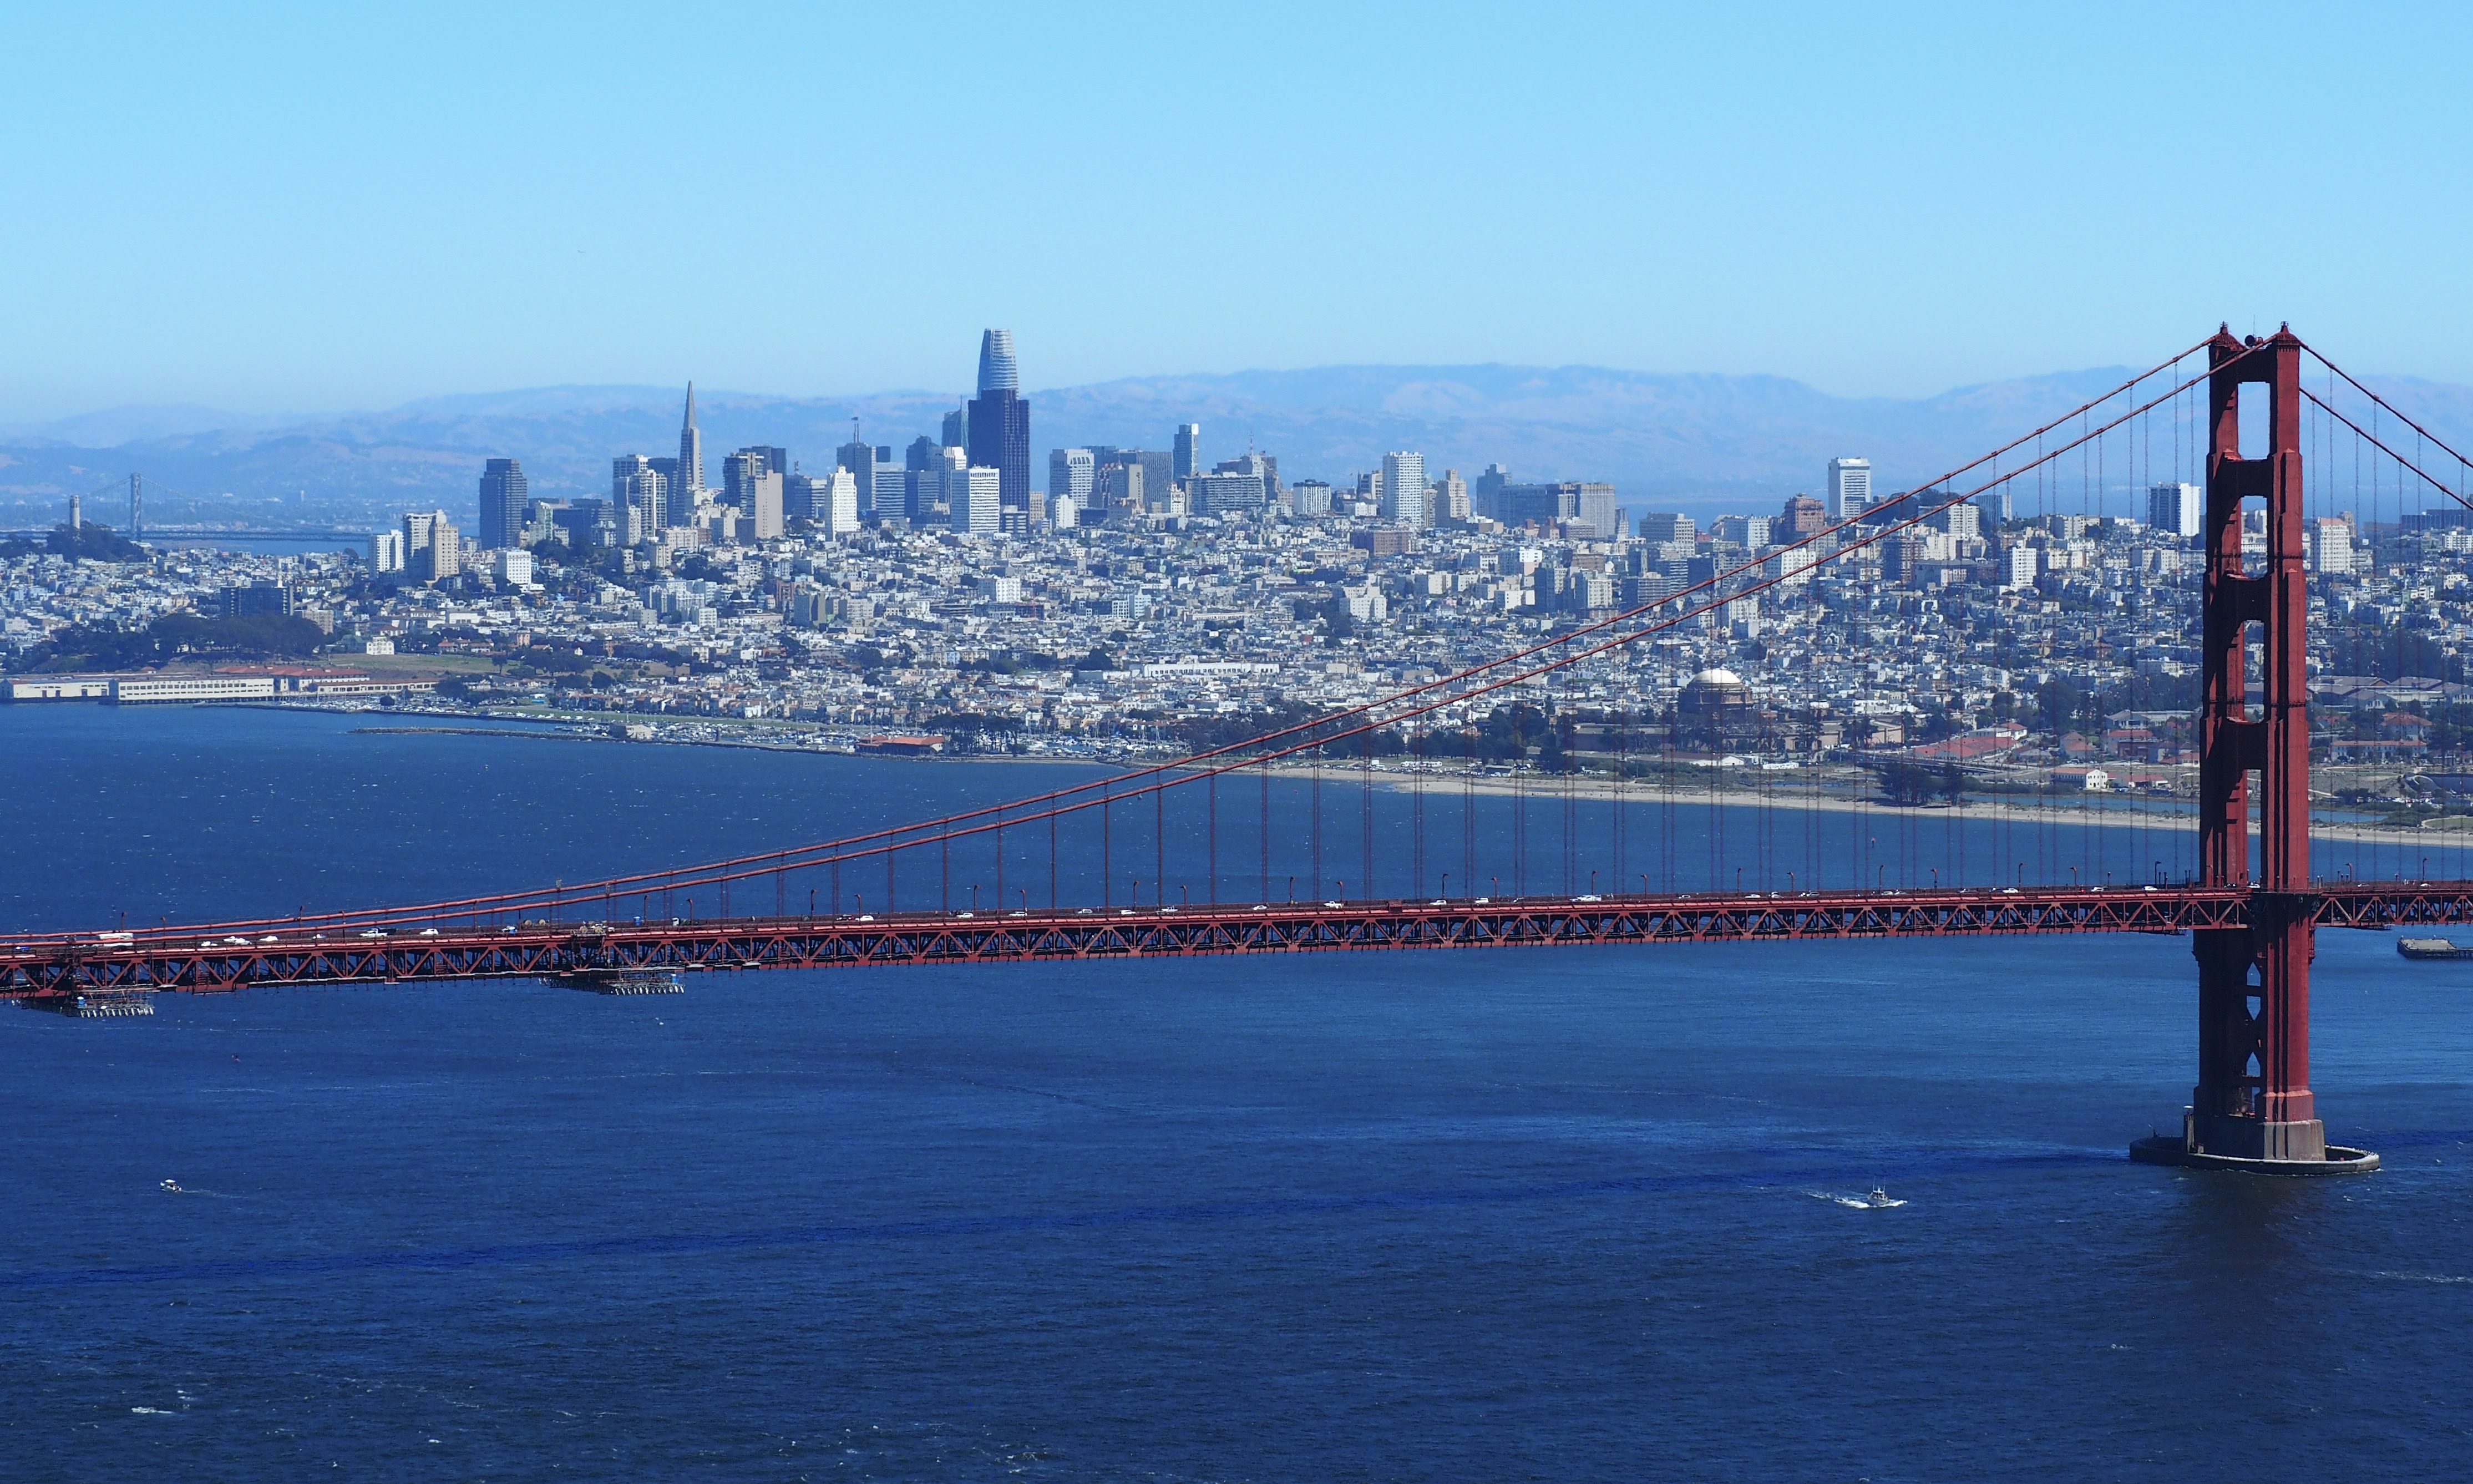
[2132,326,2377,1176]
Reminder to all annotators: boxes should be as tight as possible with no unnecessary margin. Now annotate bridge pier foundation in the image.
[2132,328,2375,1176]
[2131,1123,2375,1175]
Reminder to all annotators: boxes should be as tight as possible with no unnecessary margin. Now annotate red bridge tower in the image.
[2134,327,2376,1174]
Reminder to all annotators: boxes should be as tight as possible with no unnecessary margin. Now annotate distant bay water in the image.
[3,706,2471,1481]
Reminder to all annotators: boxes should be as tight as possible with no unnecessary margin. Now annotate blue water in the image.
[4,707,2472,1480]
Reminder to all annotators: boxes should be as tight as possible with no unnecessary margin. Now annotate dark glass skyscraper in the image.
[478,458,528,549]
[966,329,1030,511]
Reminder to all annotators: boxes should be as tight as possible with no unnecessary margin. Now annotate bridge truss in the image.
[10,882,2473,999]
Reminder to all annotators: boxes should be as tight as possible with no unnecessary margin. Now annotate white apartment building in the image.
[2005,545,2040,590]
[1827,457,1873,519]
[368,529,406,574]
[950,466,1001,535]
[2307,516,2357,575]
[1380,452,1428,528]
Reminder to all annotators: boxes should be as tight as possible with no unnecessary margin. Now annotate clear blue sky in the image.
[3,2,2467,420]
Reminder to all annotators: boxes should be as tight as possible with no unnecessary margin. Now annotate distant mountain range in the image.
[7,364,2471,530]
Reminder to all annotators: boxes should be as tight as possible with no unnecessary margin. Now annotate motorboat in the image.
[1813,1187,1907,1209]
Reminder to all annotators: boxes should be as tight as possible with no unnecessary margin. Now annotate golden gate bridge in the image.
[13,326,2473,1176]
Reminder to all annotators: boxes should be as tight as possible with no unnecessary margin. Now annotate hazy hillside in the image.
[6,364,2470,531]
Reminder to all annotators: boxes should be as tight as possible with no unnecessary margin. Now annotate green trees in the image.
[1868,758,1967,808]
[19,613,326,672]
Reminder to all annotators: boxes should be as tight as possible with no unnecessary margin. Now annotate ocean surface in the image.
[3,706,2471,1481]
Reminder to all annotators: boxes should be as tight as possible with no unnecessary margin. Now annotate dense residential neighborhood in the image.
[9,455,2470,823]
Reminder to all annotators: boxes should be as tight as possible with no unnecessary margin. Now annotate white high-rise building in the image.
[2307,516,2357,575]
[950,465,1001,534]
[2148,482,2201,540]
[368,529,406,574]
[1827,457,1873,519]
[2004,545,2039,590]
[1381,452,1428,527]
[822,469,860,535]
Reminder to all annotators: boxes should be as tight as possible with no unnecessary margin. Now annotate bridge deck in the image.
[9,883,2471,1003]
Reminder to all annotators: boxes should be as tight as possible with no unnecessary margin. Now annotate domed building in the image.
[1675,666,1767,751]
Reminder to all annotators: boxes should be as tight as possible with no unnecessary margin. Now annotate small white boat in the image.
[159,1179,183,1194]
[1813,1187,1907,1209]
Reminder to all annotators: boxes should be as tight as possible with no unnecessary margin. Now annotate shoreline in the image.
[1246,760,2460,846]
[33,700,2465,847]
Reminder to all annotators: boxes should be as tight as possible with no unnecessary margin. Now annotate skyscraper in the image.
[403,510,460,581]
[1381,452,1428,528]
[478,458,528,550]
[1173,424,1201,483]
[677,383,705,502]
[1492,482,1594,529]
[785,472,824,524]
[724,448,784,539]
[837,422,877,519]
[648,457,685,524]
[1093,460,1144,521]
[1472,464,1511,521]
[824,470,860,535]
[2148,482,2201,539]
[1051,448,1096,514]
[1098,448,1174,512]
[1826,457,1873,519]
[977,328,1017,392]
[612,455,668,539]
[966,330,1031,511]
[950,464,1001,535]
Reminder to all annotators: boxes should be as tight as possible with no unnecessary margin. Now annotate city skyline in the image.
[427,328,1690,550]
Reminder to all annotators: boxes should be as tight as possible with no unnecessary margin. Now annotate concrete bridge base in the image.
[2131,1110,2378,1176]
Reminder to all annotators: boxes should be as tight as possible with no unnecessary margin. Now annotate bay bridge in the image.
[7,470,367,544]
[11,327,2472,1176]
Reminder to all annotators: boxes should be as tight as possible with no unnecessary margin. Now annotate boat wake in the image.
[1808,1188,1908,1209]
